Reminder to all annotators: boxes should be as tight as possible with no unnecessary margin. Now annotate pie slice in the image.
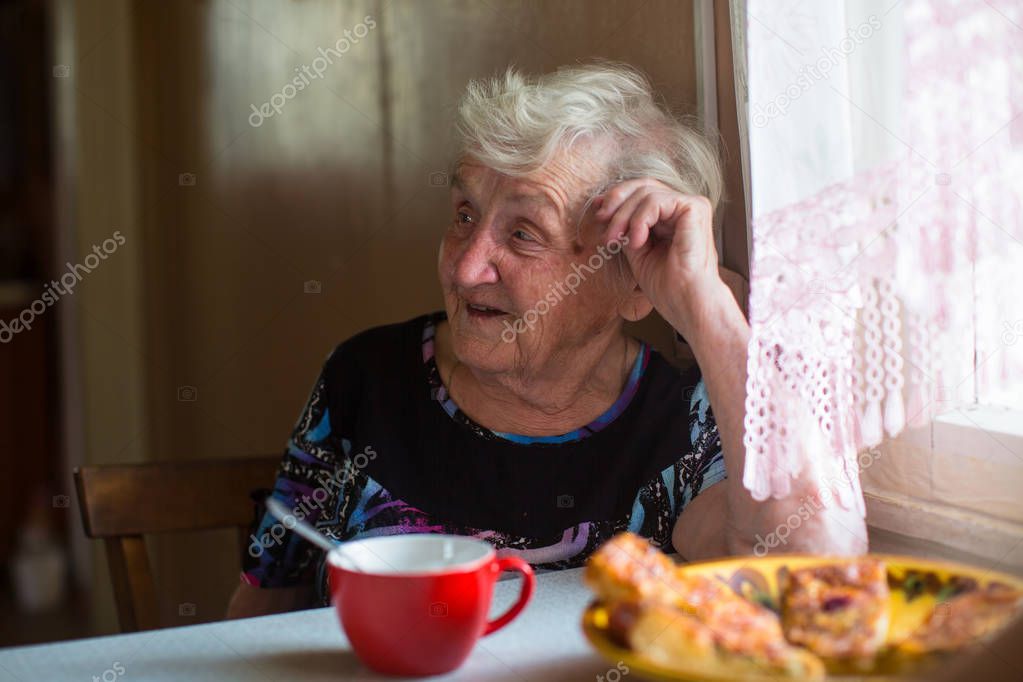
[607,600,825,679]
[584,530,686,605]
[900,582,1022,654]
[586,533,825,679]
[780,559,890,659]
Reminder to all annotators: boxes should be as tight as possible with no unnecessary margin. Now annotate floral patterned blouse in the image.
[241,312,726,603]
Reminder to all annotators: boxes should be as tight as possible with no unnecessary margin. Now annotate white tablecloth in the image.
[0,567,612,681]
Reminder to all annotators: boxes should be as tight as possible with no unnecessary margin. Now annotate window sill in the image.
[863,404,1023,572]
[929,405,1023,525]
[865,489,1023,574]
[932,404,1023,467]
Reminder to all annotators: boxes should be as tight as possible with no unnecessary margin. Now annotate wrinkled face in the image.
[438,150,630,376]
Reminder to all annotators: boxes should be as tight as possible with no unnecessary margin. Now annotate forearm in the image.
[226,582,315,619]
[664,279,867,556]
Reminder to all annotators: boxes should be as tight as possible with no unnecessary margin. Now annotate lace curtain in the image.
[735,0,1023,510]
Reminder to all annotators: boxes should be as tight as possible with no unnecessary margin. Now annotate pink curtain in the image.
[740,0,1023,510]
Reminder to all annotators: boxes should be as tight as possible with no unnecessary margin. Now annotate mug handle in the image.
[483,556,536,636]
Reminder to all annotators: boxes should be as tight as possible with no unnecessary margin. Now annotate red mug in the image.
[327,534,535,677]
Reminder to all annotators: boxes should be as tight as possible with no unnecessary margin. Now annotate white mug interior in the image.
[327,534,494,575]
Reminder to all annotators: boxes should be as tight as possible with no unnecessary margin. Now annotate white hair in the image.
[453,62,723,210]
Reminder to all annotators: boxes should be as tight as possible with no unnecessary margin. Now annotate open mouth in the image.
[465,303,509,318]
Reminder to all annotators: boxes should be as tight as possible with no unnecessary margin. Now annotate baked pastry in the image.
[586,533,826,679]
[608,599,825,678]
[780,559,890,659]
[584,530,682,606]
[900,582,1022,654]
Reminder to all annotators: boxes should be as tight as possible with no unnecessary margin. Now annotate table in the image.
[0,567,612,681]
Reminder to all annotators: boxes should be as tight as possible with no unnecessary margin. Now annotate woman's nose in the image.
[452,228,500,287]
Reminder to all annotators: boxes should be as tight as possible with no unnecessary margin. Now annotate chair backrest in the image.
[73,456,280,632]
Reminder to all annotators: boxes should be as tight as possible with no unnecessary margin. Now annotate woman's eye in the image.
[512,229,534,242]
[456,212,474,225]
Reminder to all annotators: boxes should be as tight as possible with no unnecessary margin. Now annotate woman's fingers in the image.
[603,189,679,249]
[594,178,654,221]
[603,187,655,244]
[623,193,672,251]
[595,179,714,274]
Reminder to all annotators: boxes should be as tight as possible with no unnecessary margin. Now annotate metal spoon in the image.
[264,496,364,571]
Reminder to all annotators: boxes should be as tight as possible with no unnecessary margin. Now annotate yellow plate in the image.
[581,553,1023,681]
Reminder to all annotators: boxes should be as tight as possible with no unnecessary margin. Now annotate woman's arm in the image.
[233,347,347,617]
[665,246,867,559]
[225,582,315,620]
[596,179,867,558]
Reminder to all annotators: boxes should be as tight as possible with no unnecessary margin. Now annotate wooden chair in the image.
[73,456,281,632]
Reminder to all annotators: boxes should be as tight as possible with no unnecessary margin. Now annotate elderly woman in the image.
[227,63,865,618]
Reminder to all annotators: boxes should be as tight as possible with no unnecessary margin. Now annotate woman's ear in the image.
[617,282,654,322]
